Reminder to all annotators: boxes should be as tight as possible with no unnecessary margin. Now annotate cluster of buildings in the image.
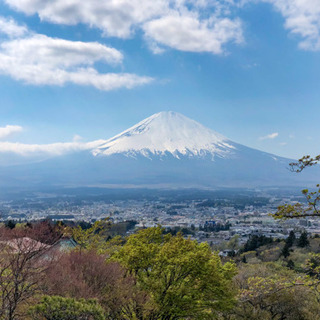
[0,190,319,245]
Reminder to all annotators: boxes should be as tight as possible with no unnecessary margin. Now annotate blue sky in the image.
[0,0,319,160]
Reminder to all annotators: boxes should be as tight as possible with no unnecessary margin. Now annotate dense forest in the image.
[1,219,320,320]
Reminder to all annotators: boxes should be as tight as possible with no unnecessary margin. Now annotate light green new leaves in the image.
[29,296,105,320]
[112,226,237,320]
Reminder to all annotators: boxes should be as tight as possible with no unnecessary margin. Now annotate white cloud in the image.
[0,126,106,164]
[263,0,320,51]
[144,14,243,54]
[0,125,23,139]
[4,0,168,38]
[0,16,28,37]
[2,35,124,67]
[4,0,244,54]
[0,139,106,157]
[259,132,279,140]
[0,17,153,90]
[5,0,320,53]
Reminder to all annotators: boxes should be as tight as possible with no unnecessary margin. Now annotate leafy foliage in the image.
[71,218,111,252]
[290,155,320,173]
[29,296,105,320]
[273,187,320,219]
[1,218,319,320]
[241,235,273,253]
[273,154,320,219]
[230,263,320,319]
[113,226,237,319]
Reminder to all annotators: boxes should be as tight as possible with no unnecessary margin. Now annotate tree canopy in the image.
[112,226,237,320]
[29,296,105,320]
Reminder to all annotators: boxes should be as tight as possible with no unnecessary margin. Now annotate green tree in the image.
[226,235,240,251]
[281,243,291,258]
[5,221,16,229]
[112,226,237,320]
[286,231,296,247]
[229,262,320,320]
[280,231,296,258]
[29,296,105,320]
[297,231,309,248]
[71,218,111,252]
[273,155,320,219]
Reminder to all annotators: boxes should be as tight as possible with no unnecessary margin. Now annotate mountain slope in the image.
[0,111,316,188]
[93,111,235,159]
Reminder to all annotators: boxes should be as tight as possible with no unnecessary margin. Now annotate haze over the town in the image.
[0,0,319,161]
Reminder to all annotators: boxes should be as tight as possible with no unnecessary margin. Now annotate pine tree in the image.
[286,231,296,247]
[5,220,16,229]
[282,243,290,258]
[297,231,309,248]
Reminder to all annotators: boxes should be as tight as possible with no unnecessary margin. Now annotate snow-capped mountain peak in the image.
[93,111,235,159]
[2,111,316,189]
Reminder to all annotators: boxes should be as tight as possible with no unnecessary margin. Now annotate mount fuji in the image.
[0,111,316,188]
[93,111,234,159]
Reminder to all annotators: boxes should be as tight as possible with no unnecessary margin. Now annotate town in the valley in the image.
[0,187,317,249]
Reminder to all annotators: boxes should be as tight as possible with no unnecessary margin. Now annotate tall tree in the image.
[286,231,296,247]
[113,226,237,320]
[0,222,62,320]
[297,231,309,248]
[281,243,290,258]
[71,218,111,252]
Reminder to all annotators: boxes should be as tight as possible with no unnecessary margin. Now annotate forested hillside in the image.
[0,220,320,320]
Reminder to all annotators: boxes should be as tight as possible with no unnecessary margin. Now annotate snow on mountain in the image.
[1,111,317,189]
[93,111,235,159]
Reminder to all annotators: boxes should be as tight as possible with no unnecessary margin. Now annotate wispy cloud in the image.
[0,17,153,90]
[259,132,279,140]
[0,139,106,157]
[262,0,320,51]
[0,125,23,139]
[0,125,106,162]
